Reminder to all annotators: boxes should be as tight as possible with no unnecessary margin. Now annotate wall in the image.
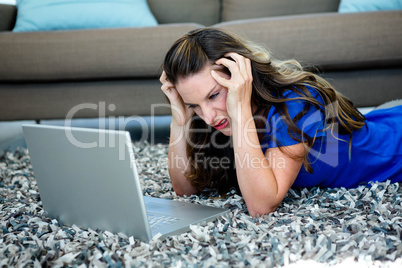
[0,0,15,5]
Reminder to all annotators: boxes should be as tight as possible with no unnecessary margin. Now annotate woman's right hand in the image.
[160,71,194,127]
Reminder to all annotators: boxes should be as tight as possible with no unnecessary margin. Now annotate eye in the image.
[188,104,198,109]
[209,92,219,100]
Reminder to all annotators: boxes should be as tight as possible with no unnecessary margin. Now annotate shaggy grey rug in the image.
[0,142,401,267]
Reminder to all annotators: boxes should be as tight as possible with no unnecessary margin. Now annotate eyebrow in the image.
[183,84,218,106]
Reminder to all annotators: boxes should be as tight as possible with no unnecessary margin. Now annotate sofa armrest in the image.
[0,4,17,31]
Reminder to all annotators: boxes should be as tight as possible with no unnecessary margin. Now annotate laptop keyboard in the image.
[147,213,180,229]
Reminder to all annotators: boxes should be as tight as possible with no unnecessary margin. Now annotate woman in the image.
[160,27,402,216]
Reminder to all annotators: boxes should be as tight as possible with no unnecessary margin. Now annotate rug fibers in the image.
[0,142,401,267]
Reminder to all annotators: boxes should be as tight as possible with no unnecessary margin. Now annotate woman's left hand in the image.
[211,52,253,120]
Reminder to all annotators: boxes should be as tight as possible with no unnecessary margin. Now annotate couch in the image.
[0,0,401,121]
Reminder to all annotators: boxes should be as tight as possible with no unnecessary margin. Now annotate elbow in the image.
[172,184,198,197]
[172,187,188,197]
[173,189,188,197]
[248,207,277,218]
[247,202,280,217]
[245,191,284,217]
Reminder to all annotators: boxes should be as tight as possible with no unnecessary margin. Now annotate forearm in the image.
[167,123,198,196]
[231,112,281,216]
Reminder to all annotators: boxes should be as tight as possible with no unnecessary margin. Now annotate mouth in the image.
[213,118,229,130]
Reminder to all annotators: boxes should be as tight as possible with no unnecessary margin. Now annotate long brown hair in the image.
[162,27,366,194]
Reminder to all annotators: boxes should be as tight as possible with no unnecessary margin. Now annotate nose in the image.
[200,105,216,126]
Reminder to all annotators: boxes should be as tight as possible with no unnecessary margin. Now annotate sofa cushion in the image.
[0,80,171,120]
[339,0,402,13]
[214,11,402,71]
[0,23,202,81]
[221,0,340,21]
[0,4,16,31]
[148,0,220,26]
[13,0,158,32]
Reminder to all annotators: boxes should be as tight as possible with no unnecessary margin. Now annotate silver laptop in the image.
[22,124,228,242]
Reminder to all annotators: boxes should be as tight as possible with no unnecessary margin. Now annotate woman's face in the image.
[176,65,232,136]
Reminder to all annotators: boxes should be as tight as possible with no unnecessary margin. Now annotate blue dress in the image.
[261,87,402,188]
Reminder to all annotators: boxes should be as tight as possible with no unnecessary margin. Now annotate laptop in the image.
[22,124,228,242]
